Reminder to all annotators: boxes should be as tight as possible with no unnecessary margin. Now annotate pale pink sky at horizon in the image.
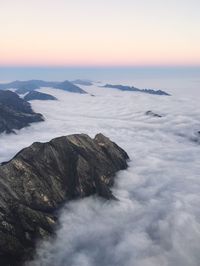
[0,0,200,67]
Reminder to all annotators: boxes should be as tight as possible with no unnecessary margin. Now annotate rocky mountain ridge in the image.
[0,133,129,265]
[103,84,170,96]
[0,90,44,134]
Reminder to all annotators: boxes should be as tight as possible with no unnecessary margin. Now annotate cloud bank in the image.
[1,85,200,266]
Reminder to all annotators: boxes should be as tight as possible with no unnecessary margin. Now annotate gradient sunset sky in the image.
[0,0,200,67]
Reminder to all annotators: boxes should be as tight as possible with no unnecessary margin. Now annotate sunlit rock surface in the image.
[0,133,129,265]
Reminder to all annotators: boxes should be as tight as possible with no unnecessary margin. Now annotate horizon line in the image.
[0,64,200,69]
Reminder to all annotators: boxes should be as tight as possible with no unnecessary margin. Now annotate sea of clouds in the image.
[1,84,200,266]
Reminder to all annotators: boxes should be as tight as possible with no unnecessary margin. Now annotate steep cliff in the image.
[0,133,129,265]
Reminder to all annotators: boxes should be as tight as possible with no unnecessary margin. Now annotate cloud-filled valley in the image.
[0,84,200,266]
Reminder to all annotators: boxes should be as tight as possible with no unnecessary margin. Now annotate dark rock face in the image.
[24,91,57,101]
[0,133,129,265]
[145,110,162,118]
[103,84,170,96]
[0,91,44,134]
[0,80,87,94]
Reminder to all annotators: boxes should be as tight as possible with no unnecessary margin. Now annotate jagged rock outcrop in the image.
[103,84,170,96]
[145,110,162,118]
[0,90,44,134]
[0,133,129,265]
[24,91,57,101]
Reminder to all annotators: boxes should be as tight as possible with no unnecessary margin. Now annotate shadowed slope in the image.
[0,90,44,134]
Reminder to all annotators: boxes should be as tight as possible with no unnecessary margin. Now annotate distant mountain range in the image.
[0,80,170,96]
[103,84,170,96]
[71,79,93,86]
[0,90,44,134]
[0,80,87,94]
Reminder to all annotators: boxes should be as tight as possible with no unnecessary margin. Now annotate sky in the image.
[0,0,200,67]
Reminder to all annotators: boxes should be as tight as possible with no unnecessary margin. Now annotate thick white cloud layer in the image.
[1,85,200,266]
